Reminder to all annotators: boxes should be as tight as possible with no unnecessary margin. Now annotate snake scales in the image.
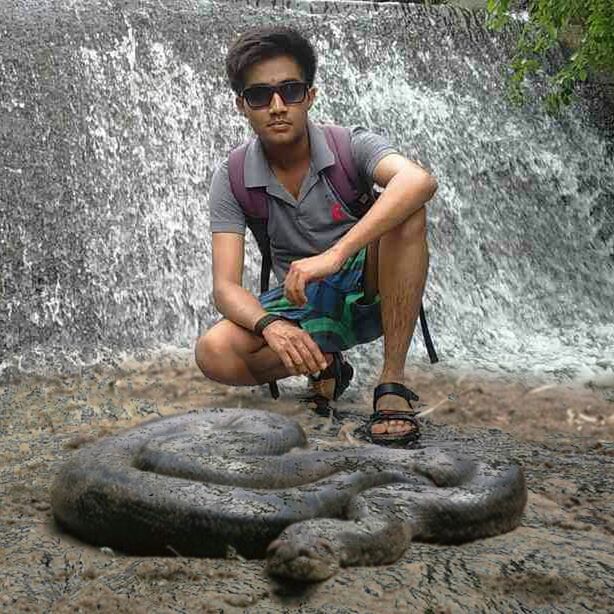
[51,408,527,581]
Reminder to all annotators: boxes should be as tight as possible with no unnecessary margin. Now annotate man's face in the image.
[236,54,316,148]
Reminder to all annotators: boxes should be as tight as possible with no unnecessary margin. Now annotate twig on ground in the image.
[577,412,598,424]
[417,399,448,418]
[527,384,558,395]
[166,544,184,558]
[338,422,362,445]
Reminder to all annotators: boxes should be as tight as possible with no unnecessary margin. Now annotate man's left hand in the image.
[284,250,345,306]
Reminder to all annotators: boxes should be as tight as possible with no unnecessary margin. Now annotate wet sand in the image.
[1,353,612,612]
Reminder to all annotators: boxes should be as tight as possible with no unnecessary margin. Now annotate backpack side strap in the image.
[420,304,439,364]
[321,125,361,206]
[228,141,279,398]
[321,125,439,365]
[228,141,272,293]
[228,142,268,219]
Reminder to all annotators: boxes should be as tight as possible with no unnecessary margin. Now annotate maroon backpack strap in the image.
[321,125,359,204]
[321,125,373,215]
[228,141,268,219]
[227,141,278,399]
[227,140,272,293]
[322,125,439,365]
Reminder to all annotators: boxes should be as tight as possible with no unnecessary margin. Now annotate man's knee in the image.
[195,330,222,380]
[195,321,263,384]
[195,326,244,382]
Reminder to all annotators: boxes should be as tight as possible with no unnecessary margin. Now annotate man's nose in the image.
[269,92,287,112]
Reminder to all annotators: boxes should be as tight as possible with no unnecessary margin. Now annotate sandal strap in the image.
[373,382,419,411]
[370,430,420,444]
[311,352,340,383]
[367,410,418,424]
[310,352,354,401]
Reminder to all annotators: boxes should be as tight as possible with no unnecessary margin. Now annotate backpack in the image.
[227,125,438,397]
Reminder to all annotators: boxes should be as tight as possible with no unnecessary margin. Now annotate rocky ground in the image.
[0,354,612,613]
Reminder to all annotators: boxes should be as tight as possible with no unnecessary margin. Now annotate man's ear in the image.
[306,86,318,111]
[235,95,247,116]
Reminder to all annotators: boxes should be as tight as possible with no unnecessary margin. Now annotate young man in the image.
[195,27,437,445]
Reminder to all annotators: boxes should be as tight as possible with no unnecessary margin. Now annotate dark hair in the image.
[226,26,317,94]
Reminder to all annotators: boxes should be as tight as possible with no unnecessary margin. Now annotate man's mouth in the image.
[268,121,291,127]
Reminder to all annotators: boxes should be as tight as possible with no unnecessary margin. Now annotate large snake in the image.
[51,408,527,581]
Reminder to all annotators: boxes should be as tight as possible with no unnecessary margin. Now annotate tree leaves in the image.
[487,0,614,113]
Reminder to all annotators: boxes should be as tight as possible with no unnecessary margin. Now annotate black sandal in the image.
[304,352,354,415]
[364,382,421,447]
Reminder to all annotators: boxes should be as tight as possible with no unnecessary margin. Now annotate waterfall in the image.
[1,0,612,385]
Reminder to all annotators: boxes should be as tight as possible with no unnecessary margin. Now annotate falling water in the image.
[1,0,612,386]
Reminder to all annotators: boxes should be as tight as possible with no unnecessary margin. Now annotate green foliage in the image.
[486,0,614,113]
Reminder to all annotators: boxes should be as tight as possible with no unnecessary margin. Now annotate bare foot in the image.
[307,353,335,400]
[309,376,336,401]
[370,393,418,437]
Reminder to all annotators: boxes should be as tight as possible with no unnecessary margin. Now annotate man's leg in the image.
[195,320,290,386]
[195,319,334,387]
[363,206,429,436]
[196,206,427,407]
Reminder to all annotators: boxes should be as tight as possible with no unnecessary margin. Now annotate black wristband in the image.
[254,314,286,337]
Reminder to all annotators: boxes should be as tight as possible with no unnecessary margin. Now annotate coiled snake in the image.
[51,408,527,581]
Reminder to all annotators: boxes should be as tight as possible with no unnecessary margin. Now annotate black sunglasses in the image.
[241,81,309,109]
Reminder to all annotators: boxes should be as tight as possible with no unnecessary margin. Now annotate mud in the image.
[1,353,612,613]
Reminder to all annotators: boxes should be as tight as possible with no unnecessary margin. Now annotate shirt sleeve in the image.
[209,159,246,235]
[350,126,399,187]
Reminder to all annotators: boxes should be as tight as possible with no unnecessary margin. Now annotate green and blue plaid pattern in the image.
[259,248,382,352]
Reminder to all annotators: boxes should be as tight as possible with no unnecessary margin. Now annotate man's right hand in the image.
[262,319,328,376]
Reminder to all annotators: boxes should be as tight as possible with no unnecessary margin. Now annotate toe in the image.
[390,419,415,435]
[371,422,386,434]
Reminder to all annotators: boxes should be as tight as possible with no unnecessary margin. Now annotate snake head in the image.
[266,535,340,582]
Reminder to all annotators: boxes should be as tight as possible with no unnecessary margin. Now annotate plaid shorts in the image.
[259,248,383,353]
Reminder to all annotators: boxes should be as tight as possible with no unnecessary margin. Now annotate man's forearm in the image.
[330,165,437,263]
[214,282,268,333]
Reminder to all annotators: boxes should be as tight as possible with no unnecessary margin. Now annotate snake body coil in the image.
[51,408,527,581]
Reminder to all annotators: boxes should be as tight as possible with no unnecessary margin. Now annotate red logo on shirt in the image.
[331,202,347,222]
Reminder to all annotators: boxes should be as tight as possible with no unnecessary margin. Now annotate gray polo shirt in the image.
[209,122,397,282]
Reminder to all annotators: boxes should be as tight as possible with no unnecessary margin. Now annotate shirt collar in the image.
[243,120,335,188]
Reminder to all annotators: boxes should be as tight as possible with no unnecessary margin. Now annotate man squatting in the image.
[195,27,437,445]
